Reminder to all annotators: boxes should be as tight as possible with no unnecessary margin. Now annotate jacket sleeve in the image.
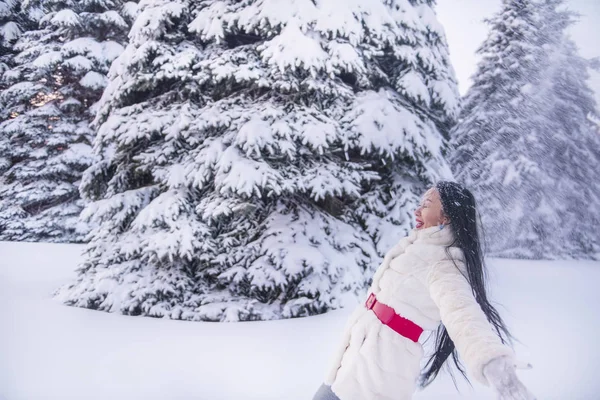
[426,259,515,386]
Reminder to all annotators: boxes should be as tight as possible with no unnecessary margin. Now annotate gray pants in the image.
[312,384,341,400]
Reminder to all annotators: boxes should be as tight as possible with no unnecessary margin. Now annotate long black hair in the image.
[419,181,513,388]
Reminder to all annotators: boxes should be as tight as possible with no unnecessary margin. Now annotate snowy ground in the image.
[1,241,599,400]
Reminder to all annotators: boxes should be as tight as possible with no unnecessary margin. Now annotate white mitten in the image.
[483,355,536,400]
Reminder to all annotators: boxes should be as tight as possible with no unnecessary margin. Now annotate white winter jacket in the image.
[324,225,515,400]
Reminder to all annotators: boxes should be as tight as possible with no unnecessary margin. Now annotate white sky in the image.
[436,0,600,106]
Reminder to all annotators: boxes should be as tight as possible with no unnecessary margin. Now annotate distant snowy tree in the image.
[0,0,137,242]
[56,0,459,321]
[450,0,600,259]
[531,0,600,257]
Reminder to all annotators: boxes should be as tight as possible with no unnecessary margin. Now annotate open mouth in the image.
[416,219,424,229]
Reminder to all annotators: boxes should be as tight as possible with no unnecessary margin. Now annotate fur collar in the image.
[381,225,457,265]
[411,224,455,246]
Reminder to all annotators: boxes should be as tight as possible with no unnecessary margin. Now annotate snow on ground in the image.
[1,241,599,400]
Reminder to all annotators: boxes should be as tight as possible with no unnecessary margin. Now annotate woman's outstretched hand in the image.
[483,355,536,400]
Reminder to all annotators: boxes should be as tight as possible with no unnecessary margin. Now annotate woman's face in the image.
[414,188,449,230]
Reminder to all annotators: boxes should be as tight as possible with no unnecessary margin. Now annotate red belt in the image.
[365,293,423,342]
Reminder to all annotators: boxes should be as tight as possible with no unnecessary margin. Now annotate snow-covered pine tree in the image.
[0,0,138,242]
[528,0,600,257]
[450,0,600,259]
[450,0,547,257]
[0,0,43,81]
[56,0,459,321]
[0,0,21,58]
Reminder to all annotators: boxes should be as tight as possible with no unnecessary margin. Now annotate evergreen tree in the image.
[0,0,138,242]
[0,0,43,80]
[0,0,21,55]
[529,0,600,257]
[450,0,600,259]
[57,0,459,321]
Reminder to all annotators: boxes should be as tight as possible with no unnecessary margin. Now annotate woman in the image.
[313,181,535,400]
